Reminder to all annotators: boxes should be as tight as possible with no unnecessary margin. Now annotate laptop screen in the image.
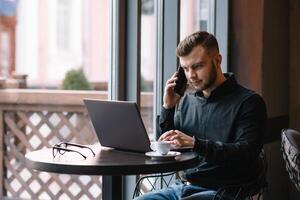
[84,99,152,153]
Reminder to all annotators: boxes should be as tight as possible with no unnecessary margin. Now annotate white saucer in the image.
[145,151,181,160]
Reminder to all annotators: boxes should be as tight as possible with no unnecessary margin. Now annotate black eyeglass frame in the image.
[52,142,96,159]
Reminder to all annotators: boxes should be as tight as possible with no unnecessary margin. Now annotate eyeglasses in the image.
[52,142,95,159]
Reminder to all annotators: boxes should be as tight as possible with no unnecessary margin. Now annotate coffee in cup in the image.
[150,141,172,155]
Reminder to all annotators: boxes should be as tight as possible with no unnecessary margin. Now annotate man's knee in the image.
[133,182,184,200]
[133,189,171,200]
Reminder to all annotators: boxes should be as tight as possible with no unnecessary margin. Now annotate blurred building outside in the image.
[0,0,209,90]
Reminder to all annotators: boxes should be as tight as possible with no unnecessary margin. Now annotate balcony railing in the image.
[0,89,153,200]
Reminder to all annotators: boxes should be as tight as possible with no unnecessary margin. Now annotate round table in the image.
[25,147,200,200]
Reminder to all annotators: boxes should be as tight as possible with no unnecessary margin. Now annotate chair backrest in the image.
[281,128,300,191]
[242,150,268,198]
[133,151,268,200]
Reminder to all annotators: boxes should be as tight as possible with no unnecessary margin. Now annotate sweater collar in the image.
[195,73,238,101]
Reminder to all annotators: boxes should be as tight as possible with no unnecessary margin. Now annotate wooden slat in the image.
[4,114,32,150]
[0,104,86,113]
[0,90,153,108]
[4,158,36,197]
[0,89,107,106]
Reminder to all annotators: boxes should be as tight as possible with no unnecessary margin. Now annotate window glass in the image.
[7,1,110,199]
[180,0,212,40]
[140,0,156,141]
[0,32,9,77]
[15,0,110,91]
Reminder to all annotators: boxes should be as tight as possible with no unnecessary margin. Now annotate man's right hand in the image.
[163,72,181,109]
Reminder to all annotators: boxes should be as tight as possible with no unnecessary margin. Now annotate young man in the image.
[136,31,267,200]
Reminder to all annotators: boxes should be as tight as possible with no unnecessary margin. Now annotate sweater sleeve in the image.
[193,94,267,165]
[158,106,175,137]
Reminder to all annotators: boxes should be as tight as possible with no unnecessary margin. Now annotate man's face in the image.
[180,45,219,92]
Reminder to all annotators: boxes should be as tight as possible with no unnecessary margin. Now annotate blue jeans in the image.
[134,181,235,200]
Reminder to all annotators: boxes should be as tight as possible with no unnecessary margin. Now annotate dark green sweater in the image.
[159,73,267,189]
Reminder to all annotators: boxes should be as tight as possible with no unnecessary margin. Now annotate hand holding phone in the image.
[174,66,187,96]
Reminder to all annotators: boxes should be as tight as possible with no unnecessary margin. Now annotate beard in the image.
[191,61,217,92]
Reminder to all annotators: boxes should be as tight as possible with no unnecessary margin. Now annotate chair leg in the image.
[212,189,226,200]
[233,187,242,200]
[248,193,262,200]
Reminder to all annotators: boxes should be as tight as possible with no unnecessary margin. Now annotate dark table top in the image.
[25,146,200,176]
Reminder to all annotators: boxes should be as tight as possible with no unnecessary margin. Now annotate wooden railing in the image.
[0,89,153,200]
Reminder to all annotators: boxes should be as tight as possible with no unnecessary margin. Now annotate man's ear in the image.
[214,53,222,69]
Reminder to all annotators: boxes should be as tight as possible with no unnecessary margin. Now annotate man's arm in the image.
[158,72,185,137]
[194,94,267,165]
[158,107,176,137]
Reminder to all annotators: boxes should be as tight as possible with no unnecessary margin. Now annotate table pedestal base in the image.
[102,175,122,200]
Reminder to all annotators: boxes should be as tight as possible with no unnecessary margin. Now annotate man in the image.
[136,31,267,200]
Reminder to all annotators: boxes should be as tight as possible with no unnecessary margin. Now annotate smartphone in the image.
[174,65,187,96]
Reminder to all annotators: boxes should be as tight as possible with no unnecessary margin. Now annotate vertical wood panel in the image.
[262,0,289,117]
[289,0,300,199]
[289,0,300,130]
[229,0,263,93]
[229,1,292,200]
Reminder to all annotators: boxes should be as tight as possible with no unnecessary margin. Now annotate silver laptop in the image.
[83,99,152,153]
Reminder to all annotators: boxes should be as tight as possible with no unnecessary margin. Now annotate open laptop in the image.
[83,99,152,153]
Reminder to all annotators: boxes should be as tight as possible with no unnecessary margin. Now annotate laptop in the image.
[83,99,152,153]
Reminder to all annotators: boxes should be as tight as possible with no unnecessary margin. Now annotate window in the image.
[180,0,215,40]
[4,1,222,199]
[180,0,228,71]
[16,0,110,90]
[56,0,72,51]
[0,32,9,77]
[13,1,110,199]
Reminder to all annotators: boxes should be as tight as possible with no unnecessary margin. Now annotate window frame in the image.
[108,0,142,199]
[155,0,180,136]
[215,0,229,72]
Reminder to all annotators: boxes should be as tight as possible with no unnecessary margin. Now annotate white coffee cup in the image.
[150,141,172,155]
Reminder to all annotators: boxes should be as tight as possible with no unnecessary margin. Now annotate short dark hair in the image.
[176,31,219,57]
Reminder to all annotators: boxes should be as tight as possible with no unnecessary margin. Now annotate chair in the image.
[281,129,300,191]
[132,115,178,198]
[132,172,177,198]
[139,115,267,199]
[212,150,268,200]
[133,151,267,199]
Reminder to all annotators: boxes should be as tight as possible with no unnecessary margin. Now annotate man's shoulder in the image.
[235,85,266,110]
[235,84,263,101]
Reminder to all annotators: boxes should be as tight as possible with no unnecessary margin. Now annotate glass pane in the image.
[140,0,156,141]
[3,1,111,200]
[180,0,211,40]
[15,0,110,92]
[0,32,9,77]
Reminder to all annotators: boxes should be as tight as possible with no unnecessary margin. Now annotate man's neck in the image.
[203,74,226,98]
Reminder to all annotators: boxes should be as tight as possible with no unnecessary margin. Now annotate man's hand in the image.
[163,72,181,109]
[159,130,195,148]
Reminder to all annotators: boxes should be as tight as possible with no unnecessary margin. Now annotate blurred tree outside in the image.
[61,68,91,90]
[141,75,153,92]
